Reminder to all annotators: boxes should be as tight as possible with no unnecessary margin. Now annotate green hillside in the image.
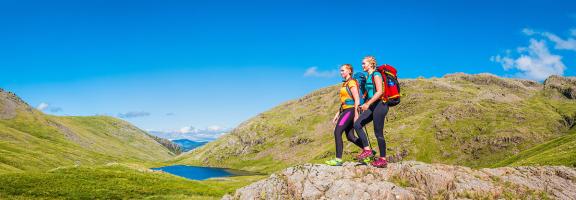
[0,88,266,199]
[0,88,176,173]
[171,73,576,173]
[0,163,263,199]
[493,127,576,167]
[1,74,575,199]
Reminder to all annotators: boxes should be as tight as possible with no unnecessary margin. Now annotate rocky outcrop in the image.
[148,134,182,155]
[0,88,33,120]
[545,75,576,99]
[223,161,576,200]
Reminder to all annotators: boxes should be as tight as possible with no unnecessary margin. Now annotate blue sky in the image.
[1,0,575,139]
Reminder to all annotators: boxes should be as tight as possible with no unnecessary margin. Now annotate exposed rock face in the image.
[545,75,576,99]
[223,161,576,200]
[0,88,32,120]
[148,134,182,155]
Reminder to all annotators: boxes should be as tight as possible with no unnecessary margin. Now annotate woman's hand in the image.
[332,115,338,125]
[360,104,369,111]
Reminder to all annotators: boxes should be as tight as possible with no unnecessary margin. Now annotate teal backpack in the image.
[344,72,368,106]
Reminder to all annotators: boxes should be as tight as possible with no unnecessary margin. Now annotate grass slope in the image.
[172,74,576,173]
[493,127,576,167]
[0,163,264,199]
[0,89,175,173]
[0,88,262,199]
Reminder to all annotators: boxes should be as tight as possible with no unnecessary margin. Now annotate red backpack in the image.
[373,64,401,107]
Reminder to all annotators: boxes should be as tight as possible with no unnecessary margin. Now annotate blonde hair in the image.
[363,56,377,69]
[341,64,353,75]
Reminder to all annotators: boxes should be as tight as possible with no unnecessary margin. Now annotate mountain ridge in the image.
[0,88,179,173]
[172,73,576,173]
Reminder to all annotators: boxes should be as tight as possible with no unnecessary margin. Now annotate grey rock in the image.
[224,161,576,200]
[544,75,576,99]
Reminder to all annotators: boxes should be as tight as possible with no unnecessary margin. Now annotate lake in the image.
[151,165,261,180]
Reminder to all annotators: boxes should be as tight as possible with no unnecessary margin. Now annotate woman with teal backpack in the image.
[325,64,373,166]
[354,56,390,168]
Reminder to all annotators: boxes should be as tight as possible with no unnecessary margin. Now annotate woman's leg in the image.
[344,125,363,149]
[333,109,354,158]
[353,109,373,148]
[372,102,390,157]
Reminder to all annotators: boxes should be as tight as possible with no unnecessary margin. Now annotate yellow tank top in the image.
[339,80,358,109]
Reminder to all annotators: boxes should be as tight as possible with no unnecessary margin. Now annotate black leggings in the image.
[354,101,389,157]
[334,108,368,158]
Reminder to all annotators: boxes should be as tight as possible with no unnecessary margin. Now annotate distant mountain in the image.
[171,139,208,152]
[0,88,178,173]
[148,128,228,142]
[172,74,576,173]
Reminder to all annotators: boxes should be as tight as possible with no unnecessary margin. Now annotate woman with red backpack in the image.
[354,56,390,168]
[325,64,373,166]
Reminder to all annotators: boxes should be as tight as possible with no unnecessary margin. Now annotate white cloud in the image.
[303,66,338,78]
[522,28,536,36]
[492,39,565,81]
[178,126,197,134]
[492,27,576,81]
[36,102,62,113]
[36,102,49,111]
[207,125,224,131]
[543,32,576,51]
[522,28,576,51]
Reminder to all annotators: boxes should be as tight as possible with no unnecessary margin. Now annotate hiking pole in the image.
[357,108,373,150]
[364,125,372,149]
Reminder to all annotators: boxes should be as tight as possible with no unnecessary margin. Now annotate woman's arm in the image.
[332,110,340,124]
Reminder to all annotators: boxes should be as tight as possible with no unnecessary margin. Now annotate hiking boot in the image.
[325,158,343,166]
[362,150,378,163]
[356,149,374,162]
[371,157,388,168]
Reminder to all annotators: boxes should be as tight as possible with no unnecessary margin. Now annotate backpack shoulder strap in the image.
[371,71,387,100]
[344,80,352,99]
[344,79,358,101]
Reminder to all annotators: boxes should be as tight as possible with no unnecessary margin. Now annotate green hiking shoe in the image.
[325,158,343,166]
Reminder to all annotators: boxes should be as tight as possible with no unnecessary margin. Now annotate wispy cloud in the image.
[117,111,150,118]
[36,102,63,113]
[491,39,566,81]
[522,28,576,51]
[36,102,49,111]
[148,125,230,141]
[491,28,573,81]
[522,28,536,36]
[207,125,223,131]
[303,66,338,78]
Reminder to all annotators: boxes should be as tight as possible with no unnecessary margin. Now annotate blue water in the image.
[151,165,259,180]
